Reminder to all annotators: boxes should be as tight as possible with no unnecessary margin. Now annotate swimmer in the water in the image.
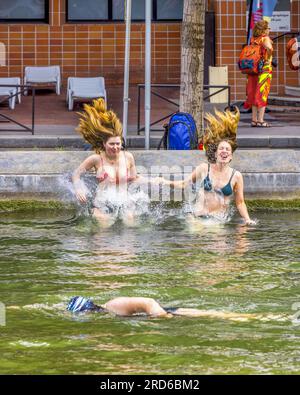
[67,296,264,321]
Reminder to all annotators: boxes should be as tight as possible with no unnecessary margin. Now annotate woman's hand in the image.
[75,188,87,204]
[243,219,256,226]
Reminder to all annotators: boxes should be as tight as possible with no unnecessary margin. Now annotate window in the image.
[67,0,108,21]
[66,0,183,22]
[0,0,48,22]
[113,0,145,21]
[156,0,183,20]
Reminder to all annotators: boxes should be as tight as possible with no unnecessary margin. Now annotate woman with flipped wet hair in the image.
[159,108,255,225]
[72,98,143,226]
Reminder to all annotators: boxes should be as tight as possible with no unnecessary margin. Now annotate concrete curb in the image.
[1,135,300,149]
[0,150,299,198]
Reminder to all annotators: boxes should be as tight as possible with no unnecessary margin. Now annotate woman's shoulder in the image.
[232,168,242,180]
[197,162,209,171]
[83,153,102,167]
[87,153,102,161]
[124,151,135,162]
[261,35,273,46]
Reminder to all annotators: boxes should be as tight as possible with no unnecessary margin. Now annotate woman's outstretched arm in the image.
[157,163,207,189]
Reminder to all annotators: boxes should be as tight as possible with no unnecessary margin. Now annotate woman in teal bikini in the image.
[160,108,254,225]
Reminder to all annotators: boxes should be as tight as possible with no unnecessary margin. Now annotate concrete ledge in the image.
[0,136,86,149]
[1,135,300,149]
[0,173,299,199]
[1,150,299,174]
[0,150,299,198]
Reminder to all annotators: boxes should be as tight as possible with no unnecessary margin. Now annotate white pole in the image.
[145,0,152,150]
[123,0,132,144]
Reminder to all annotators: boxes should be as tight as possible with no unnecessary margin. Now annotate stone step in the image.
[268,95,300,107]
[285,85,300,97]
[0,134,300,149]
[266,104,300,113]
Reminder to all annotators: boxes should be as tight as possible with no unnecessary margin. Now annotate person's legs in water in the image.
[122,211,136,227]
[120,198,137,227]
[166,308,254,321]
[92,207,116,228]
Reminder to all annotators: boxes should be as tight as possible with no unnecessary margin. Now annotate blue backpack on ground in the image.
[158,112,198,150]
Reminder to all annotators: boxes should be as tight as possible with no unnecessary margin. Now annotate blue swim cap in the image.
[67,296,95,313]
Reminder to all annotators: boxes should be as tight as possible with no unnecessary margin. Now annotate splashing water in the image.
[58,173,241,229]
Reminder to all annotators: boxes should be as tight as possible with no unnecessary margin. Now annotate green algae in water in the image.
[1,198,300,213]
[246,199,300,211]
[0,199,76,213]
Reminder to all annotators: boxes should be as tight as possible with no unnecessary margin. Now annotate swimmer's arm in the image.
[72,155,98,203]
[72,154,98,182]
[159,163,206,188]
[234,172,255,225]
[104,297,168,317]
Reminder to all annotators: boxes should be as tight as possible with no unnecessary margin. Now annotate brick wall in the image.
[0,0,181,86]
[0,0,299,99]
[215,0,300,101]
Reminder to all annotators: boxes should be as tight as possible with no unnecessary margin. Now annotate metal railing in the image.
[137,83,231,134]
[0,84,35,134]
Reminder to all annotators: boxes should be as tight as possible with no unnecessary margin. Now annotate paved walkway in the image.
[0,86,299,149]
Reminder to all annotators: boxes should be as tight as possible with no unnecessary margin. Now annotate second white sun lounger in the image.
[67,77,107,110]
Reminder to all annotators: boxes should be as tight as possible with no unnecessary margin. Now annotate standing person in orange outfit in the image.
[247,20,273,128]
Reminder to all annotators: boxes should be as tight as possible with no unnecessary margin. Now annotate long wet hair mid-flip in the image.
[76,98,123,153]
[203,107,240,162]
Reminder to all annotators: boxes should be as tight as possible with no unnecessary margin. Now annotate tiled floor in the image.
[0,84,299,141]
[0,85,180,133]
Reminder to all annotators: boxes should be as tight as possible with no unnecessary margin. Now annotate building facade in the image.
[0,0,299,100]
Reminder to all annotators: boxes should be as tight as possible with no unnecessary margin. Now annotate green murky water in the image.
[0,209,299,374]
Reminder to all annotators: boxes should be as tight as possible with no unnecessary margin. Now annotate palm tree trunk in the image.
[180,0,206,141]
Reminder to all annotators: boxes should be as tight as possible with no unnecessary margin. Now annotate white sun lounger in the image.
[24,66,61,95]
[67,77,107,110]
[0,77,21,109]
